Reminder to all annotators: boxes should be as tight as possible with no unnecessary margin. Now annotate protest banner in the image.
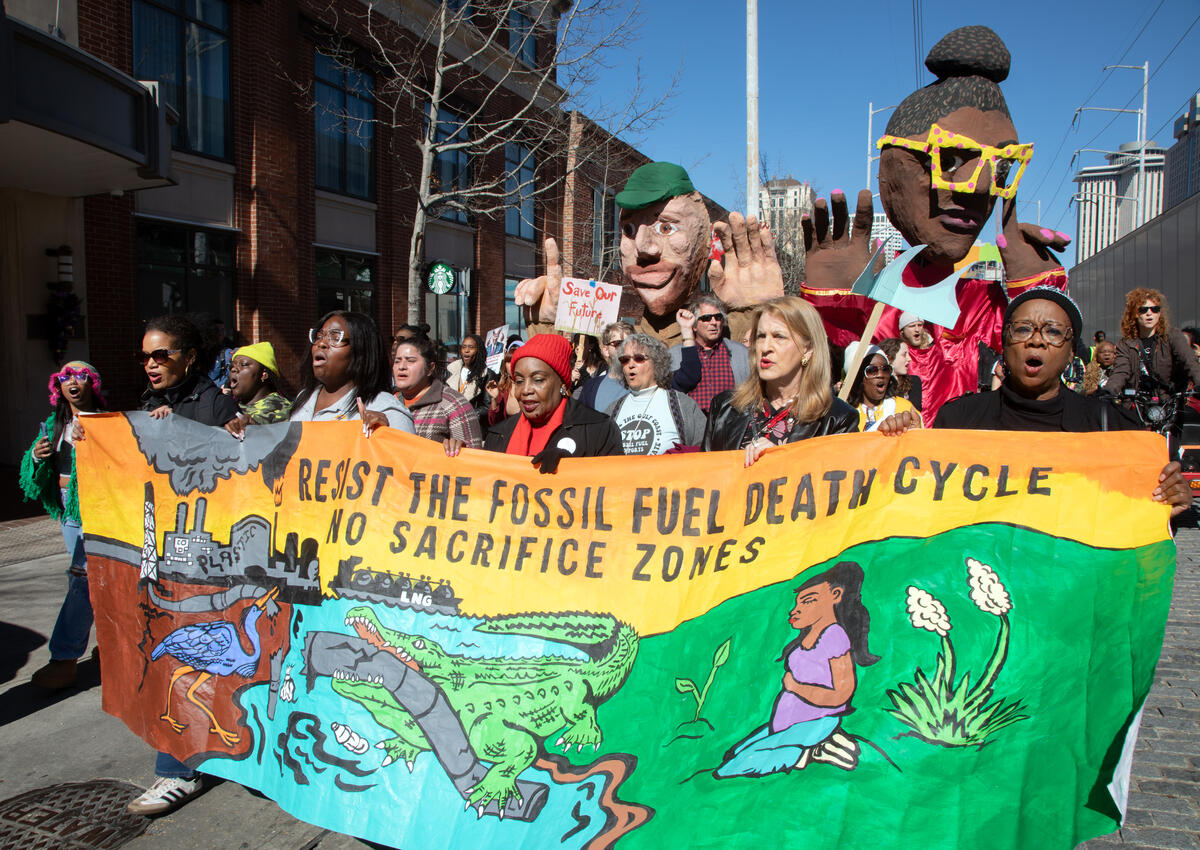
[484,325,509,372]
[76,414,1174,849]
[554,277,623,337]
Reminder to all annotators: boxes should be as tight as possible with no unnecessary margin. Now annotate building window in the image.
[504,278,524,332]
[508,10,535,66]
[132,0,230,159]
[592,188,619,268]
[316,251,375,317]
[432,107,470,224]
[314,52,375,199]
[136,221,236,327]
[505,143,535,240]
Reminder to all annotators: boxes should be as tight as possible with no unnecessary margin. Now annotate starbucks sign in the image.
[426,261,455,295]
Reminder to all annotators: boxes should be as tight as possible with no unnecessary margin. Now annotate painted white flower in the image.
[906,586,951,636]
[966,558,1012,616]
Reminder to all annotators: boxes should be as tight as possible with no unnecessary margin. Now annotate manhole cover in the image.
[0,780,148,849]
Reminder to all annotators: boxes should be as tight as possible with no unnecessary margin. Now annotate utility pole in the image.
[747,0,759,219]
[867,102,896,194]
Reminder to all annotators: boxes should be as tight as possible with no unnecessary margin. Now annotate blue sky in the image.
[582,0,1199,266]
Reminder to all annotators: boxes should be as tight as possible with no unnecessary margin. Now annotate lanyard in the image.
[762,402,793,434]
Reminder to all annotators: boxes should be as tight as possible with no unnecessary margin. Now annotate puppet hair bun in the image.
[925,26,1010,84]
[884,25,1012,138]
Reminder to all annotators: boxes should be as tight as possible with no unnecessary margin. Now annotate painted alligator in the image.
[331,605,638,812]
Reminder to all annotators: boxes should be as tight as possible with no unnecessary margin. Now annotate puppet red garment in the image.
[803,266,1067,424]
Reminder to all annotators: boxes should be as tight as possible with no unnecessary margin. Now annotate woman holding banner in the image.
[289,311,413,433]
[483,334,622,470]
[702,297,858,466]
[877,287,1191,516]
[606,333,705,454]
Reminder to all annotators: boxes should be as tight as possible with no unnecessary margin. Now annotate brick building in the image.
[1,0,669,467]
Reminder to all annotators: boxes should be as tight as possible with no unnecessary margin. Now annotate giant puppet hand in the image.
[997,196,1070,281]
[513,238,564,325]
[801,190,877,292]
[709,212,784,309]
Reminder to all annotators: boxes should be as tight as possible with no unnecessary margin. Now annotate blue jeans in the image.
[715,716,841,778]
[155,751,197,780]
[48,515,93,661]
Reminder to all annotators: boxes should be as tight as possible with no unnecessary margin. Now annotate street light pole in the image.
[747,0,759,219]
[867,102,896,193]
[1101,62,1149,227]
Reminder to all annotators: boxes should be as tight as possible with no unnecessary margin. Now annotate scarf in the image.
[505,396,568,457]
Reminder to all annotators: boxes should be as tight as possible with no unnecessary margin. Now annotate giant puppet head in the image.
[877,26,1031,269]
[614,162,712,318]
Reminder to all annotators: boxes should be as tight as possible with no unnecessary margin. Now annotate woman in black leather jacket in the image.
[703,297,858,465]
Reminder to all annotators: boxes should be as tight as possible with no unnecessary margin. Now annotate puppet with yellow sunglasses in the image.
[800,25,1072,423]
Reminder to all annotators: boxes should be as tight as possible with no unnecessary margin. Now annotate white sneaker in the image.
[126,776,203,815]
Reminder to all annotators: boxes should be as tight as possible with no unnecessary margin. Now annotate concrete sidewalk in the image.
[1,517,1197,849]
[0,520,371,849]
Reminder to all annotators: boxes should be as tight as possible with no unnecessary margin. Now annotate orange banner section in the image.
[76,415,1168,636]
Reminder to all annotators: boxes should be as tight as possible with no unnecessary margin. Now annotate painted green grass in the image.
[557,524,1174,850]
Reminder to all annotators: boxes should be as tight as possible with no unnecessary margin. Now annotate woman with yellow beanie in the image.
[224,342,291,436]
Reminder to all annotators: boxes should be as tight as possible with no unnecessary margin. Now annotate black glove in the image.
[530,446,571,474]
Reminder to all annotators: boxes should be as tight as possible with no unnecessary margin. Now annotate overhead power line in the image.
[1049,10,1200,230]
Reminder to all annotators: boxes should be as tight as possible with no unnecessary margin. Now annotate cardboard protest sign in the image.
[553,277,622,337]
[77,415,1173,849]
[484,325,508,373]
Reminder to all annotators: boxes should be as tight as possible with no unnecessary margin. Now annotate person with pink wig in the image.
[20,361,108,690]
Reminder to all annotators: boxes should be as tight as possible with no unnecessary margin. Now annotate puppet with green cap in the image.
[225,341,291,437]
[515,162,783,346]
[800,25,1071,423]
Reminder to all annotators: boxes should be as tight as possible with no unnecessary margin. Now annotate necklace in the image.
[630,386,659,416]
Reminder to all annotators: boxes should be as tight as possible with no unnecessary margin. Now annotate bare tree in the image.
[312,0,671,322]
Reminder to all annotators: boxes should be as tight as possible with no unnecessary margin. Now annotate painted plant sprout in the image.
[887,558,1028,747]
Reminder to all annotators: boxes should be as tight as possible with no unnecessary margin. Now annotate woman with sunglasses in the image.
[21,362,107,691]
[290,312,413,433]
[483,334,622,469]
[139,314,240,427]
[393,334,482,454]
[606,334,705,454]
[703,297,858,467]
[128,313,240,815]
[844,342,921,432]
[1105,289,1200,405]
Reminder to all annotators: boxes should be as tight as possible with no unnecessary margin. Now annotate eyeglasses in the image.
[309,328,348,346]
[876,123,1033,199]
[56,369,92,384]
[863,364,893,377]
[1138,305,1162,315]
[696,313,723,323]
[618,354,650,365]
[1006,321,1072,347]
[136,348,182,365]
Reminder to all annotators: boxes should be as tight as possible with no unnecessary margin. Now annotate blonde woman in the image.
[702,297,858,466]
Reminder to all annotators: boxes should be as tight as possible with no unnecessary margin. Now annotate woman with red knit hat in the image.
[483,334,623,469]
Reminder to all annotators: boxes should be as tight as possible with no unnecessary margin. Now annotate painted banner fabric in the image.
[76,414,1175,849]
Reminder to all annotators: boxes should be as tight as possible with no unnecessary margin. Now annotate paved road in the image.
[0,516,1196,848]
